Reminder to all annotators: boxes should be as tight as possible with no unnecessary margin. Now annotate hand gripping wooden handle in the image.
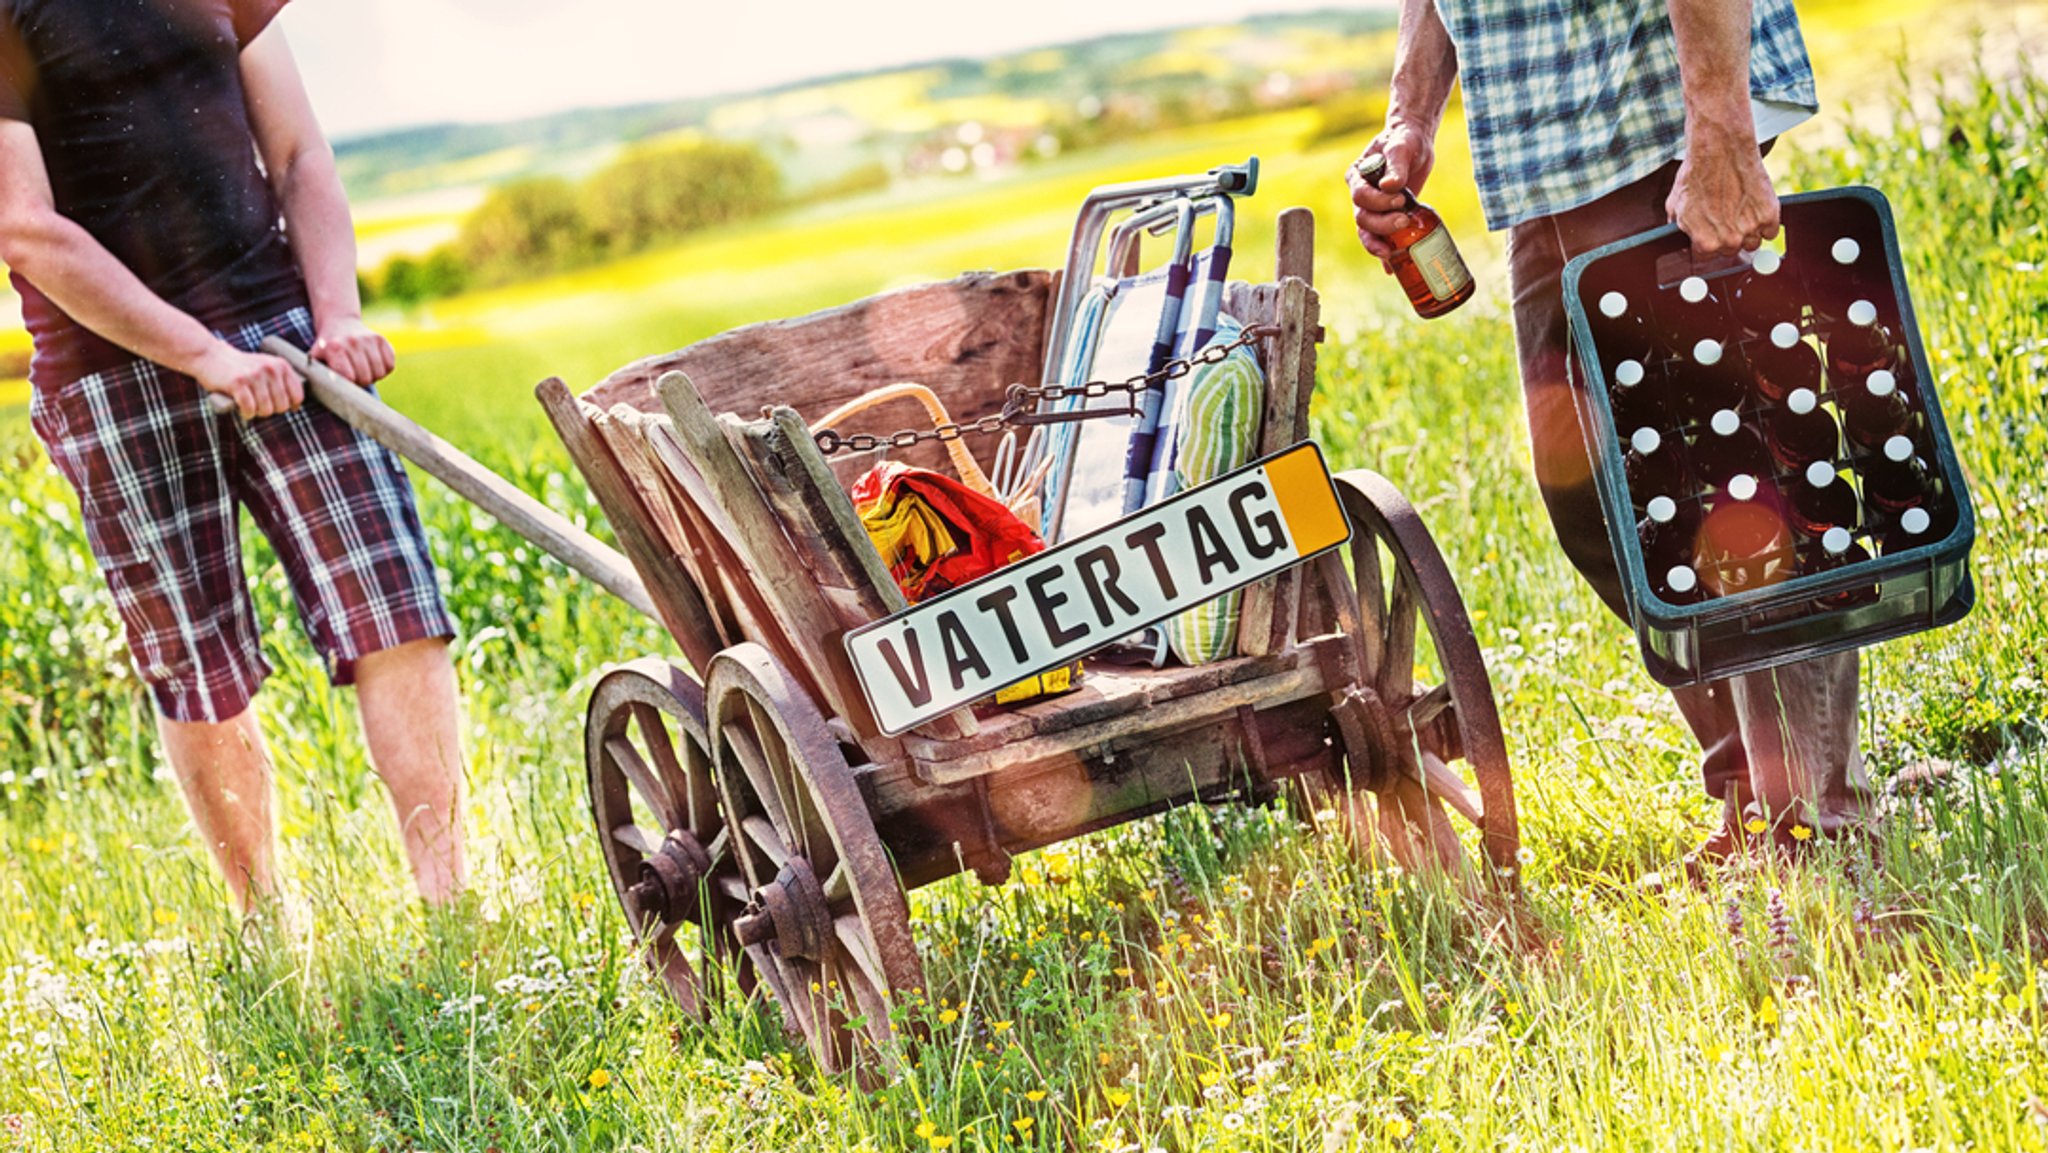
[203,338,662,621]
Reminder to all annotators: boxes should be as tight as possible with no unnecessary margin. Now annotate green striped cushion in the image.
[1165,315,1265,665]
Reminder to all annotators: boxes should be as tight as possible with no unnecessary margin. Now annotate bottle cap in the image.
[1667,565,1698,594]
[1787,387,1819,415]
[1884,434,1915,462]
[1615,359,1645,386]
[1848,299,1879,327]
[1865,369,1897,398]
[1822,526,1853,555]
[1711,409,1741,436]
[1631,427,1662,455]
[1647,495,1678,523]
[1901,507,1932,535]
[1833,237,1862,264]
[1680,276,1710,304]
[1771,322,1801,349]
[1805,460,1836,488]
[1354,152,1388,183]
[1600,291,1629,319]
[1752,247,1783,275]
[1694,339,1723,366]
[1728,474,1759,502]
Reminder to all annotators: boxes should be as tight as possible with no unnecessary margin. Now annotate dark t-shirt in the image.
[0,0,307,389]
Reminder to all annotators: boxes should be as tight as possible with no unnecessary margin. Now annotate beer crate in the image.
[1563,185,1975,687]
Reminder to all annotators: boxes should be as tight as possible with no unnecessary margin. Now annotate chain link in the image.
[812,323,1280,456]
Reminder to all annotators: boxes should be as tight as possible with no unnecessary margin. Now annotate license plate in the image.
[846,441,1351,736]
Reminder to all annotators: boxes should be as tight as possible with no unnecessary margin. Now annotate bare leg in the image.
[354,637,468,904]
[158,709,280,913]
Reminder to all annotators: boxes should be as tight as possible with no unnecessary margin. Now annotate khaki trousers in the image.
[1503,161,1872,835]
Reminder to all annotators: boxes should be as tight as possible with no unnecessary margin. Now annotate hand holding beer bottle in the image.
[1348,127,1475,318]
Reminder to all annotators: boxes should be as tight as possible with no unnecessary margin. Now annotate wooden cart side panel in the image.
[534,377,724,672]
[724,411,978,742]
[585,271,1053,439]
[592,406,745,648]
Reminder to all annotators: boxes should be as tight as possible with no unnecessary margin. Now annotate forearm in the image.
[273,143,363,329]
[1668,0,1755,144]
[1387,0,1459,134]
[3,216,223,375]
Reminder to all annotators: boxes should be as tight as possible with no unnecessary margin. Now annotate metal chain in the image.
[812,323,1280,456]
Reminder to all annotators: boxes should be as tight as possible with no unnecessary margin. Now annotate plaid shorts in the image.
[27,308,456,723]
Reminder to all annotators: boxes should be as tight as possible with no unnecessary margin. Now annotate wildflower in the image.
[1385,1115,1414,1140]
[1026,1090,1047,1102]
[1745,817,1769,835]
[992,1020,1013,1033]
[1789,824,1813,842]
[939,1009,959,1025]
[1105,1089,1132,1108]
[1014,1118,1034,1132]
[153,908,178,926]
[1209,1012,1232,1029]
[587,1069,611,1090]
[1757,999,1780,1027]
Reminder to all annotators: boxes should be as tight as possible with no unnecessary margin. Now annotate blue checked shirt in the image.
[1434,0,1818,231]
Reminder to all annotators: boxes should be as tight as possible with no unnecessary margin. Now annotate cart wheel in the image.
[1323,470,1521,884]
[586,659,753,1019]
[707,642,925,1075]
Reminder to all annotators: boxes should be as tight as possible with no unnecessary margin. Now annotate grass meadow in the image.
[4,22,2048,1153]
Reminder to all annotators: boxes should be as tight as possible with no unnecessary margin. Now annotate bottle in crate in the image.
[1730,247,1798,336]
[1609,358,1670,433]
[1839,368,1913,452]
[1826,298,1898,382]
[1624,426,1691,512]
[1787,460,1861,540]
[1662,275,1725,350]
[1764,387,1840,473]
[1750,322,1821,404]
[1697,492,1795,597]
[1594,291,1661,364]
[1677,339,1750,425]
[1695,408,1773,492]
[1809,526,1880,608]
[1812,236,1883,324]
[1641,496,1705,604]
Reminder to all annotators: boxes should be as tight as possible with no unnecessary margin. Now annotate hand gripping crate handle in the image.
[209,338,661,621]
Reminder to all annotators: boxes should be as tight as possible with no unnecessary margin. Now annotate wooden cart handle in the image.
[201,338,662,621]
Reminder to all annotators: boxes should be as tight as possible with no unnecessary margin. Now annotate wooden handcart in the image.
[512,189,1522,1073]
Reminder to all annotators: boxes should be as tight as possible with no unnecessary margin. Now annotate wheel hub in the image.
[733,859,833,962]
[628,828,712,926]
[1330,683,1409,791]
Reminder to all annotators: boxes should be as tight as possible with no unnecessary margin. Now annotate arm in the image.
[240,24,393,386]
[1348,0,1459,263]
[1665,0,1780,257]
[0,119,302,416]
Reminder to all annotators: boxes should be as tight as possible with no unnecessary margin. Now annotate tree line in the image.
[364,138,783,308]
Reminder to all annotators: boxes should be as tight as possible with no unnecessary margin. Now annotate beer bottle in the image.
[1814,235,1880,324]
[1862,447,1931,519]
[1764,387,1840,474]
[1826,299,1898,382]
[1663,275,1727,350]
[1696,408,1773,492]
[1839,368,1914,453]
[1594,290,1660,365]
[1624,426,1691,511]
[1697,497,1795,596]
[1750,322,1821,404]
[1788,460,1861,539]
[1678,339,1750,424]
[1356,153,1475,319]
[1641,498,1705,604]
[1608,358,1667,434]
[1811,526,1880,608]
[1730,246,1797,335]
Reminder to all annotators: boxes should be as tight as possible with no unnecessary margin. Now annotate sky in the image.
[279,0,1371,140]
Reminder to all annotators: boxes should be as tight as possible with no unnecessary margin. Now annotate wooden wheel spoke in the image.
[716,874,752,902]
[605,736,677,830]
[1352,539,1389,685]
[724,721,794,836]
[1421,750,1485,827]
[1407,681,1453,730]
[832,914,889,995]
[821,860,850,905]
[611,822,661,855]
[630,703,699,827]
[742,814,792,869]
[747,695,823,863]
[1382,570,1419,702]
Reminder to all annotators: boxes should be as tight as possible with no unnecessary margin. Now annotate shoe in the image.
[1681,821,1749,888]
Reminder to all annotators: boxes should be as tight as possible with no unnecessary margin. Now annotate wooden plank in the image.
[535,378,724,671]
[726,411,976,741]
[656,370,900,745]
[1276,206,1315,285]
[585,272,1052,480]
[589,406,741,652]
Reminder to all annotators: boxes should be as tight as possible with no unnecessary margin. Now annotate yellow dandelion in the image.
[1789,824,1813,842]
[587,1069,611,1090]
[1113,967,1133,979]
[992,1020,1013,1033]
[1745,817,1769,835]
[1013,1118,1034,1132]
[1209,1012,1232,1029]
[930,1140,953,1151]
[1757,999,1780,1027]
[1105,1088,1132,1108]
[153,908,178,926]
[916,1122,938,1139]
[1025,1089,1047,1102]
[1385,1115,1414,1140]
[1199,1070,1221,1088]
[939,1009,959,1025]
